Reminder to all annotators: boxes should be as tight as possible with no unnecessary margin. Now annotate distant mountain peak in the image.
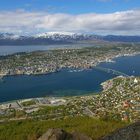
[0,32,140,45]
[0,33,20,40]
[34,31,82,38]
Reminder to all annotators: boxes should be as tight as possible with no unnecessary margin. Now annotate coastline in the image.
[0,76,139,123]
[0,52,140,80]
[0,48,140,104]
[0,52,140,103]
[0,74,137,105]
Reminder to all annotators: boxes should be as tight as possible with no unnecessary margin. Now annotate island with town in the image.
[0,43,140,78]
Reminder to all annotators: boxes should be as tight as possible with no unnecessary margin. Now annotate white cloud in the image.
[0,9,140,35]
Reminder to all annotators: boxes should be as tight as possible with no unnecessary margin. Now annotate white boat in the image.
[69,69,83,73]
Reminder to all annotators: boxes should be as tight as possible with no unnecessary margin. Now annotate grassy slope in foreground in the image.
[0,116,129,140]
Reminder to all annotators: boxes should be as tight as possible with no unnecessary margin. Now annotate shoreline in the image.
[0,74,137,105]
[0,52,140,104]
[0,92,99,105]
[0,76,139,123]
[0,52,140,79]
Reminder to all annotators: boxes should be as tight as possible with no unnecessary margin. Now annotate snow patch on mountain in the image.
[0,33,20,40]
[35,31,82,38]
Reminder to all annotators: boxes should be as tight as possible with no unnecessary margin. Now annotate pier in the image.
[95,66,129,77]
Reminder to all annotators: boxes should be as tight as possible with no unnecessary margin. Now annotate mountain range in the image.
[0,32,140,45]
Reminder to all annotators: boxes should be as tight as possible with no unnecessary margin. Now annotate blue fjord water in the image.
[0,44,95,56]
[0,54,140,103]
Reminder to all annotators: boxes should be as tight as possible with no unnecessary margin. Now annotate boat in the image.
[68,69,84,73]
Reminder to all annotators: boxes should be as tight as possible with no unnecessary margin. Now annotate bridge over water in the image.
[95,66,129,77]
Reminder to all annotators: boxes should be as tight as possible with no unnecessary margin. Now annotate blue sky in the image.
[0,0,140,35]
[0,0,140,14]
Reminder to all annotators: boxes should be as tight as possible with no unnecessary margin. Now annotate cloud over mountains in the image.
[0,9,140,35]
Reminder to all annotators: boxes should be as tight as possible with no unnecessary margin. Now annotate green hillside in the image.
[0,116,128,140]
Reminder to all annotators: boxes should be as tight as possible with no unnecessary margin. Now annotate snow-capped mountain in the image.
[0,33,20,40]
[0,32,95,41]
[34,31,93,41]
[35,31,80,37]
[0,32,140,45]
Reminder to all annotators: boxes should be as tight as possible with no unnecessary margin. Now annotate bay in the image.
[0,54,140,103]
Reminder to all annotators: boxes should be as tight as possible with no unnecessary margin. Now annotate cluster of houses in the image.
[0,46,139,77]
[63,76,140,122]
[0,97,66,118]
[0,75,139,122]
